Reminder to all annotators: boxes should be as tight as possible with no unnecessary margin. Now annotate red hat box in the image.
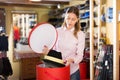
[28,23,58,53]
[36,64,70,80]
[79,62,87,79]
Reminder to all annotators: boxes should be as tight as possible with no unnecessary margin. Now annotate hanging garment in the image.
[94,45,113,80]
[0,58,3,75]
[0,34,8,51]
[2,57,13,76]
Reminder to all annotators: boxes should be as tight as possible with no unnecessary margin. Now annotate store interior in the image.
[0,0,119,80]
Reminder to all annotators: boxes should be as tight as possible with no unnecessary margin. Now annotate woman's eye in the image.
[67,17,70,20]
[66,17,77,22]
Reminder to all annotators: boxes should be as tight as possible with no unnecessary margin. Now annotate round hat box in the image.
[36,64,70,80]
[79,62,87,79]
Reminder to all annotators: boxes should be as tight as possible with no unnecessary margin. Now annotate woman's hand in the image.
[65,58,74,66]
[42,45,49,55]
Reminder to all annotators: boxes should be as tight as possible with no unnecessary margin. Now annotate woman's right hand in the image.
[42,45,49,55]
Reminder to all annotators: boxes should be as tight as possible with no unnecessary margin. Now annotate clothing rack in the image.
[0,29,13,80]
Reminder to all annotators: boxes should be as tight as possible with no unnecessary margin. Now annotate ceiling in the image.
[0,0,70,8]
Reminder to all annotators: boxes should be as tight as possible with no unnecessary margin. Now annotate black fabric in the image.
[0,58,3,74]
[2,57,13,76]
[80,22,86,28]
[0,35,8,51]
[43,60,65,68]
[14,40,18,48]
[43,50,65,68]
[47,50,62,59]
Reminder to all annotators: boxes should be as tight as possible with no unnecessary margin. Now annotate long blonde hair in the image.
[62,6,81,38]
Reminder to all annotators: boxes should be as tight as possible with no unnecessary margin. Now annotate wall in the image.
[0,5,51,79]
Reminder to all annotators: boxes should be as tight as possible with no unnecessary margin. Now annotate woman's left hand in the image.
[65,58,74,66]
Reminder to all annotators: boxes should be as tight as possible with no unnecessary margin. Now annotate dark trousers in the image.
[70,69,80,80]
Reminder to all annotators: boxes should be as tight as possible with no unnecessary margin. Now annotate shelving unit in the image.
[48,9,64,28]
[89,0,119,80]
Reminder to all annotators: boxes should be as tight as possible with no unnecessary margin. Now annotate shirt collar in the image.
[63,26,74,32]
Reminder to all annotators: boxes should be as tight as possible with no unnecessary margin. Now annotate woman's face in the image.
[65,12,78,30]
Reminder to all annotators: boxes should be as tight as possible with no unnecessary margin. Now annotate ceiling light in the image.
[57,4,61,9]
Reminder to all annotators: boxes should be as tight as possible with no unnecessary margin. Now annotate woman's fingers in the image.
[64,58,74,66]
[42,45,49,54]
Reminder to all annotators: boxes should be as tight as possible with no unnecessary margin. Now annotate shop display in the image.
[48,9,64,28]
[80,11,90,19]
[106,7,113,22]
[0,8,5,28]
[12,13,37,48]
[0,26,13,80]
[94,44,113,80]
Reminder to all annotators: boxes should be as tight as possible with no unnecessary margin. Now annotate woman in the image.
[43,6,85,80]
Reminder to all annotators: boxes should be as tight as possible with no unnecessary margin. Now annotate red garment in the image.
[13,26,20,40]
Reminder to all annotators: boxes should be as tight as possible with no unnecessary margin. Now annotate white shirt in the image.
[53,27,85,74]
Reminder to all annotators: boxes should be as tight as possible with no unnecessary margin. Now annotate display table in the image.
[14,50,41,80]
[20,56,40,80]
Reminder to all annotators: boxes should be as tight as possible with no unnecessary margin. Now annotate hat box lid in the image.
[28,23,58,53]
